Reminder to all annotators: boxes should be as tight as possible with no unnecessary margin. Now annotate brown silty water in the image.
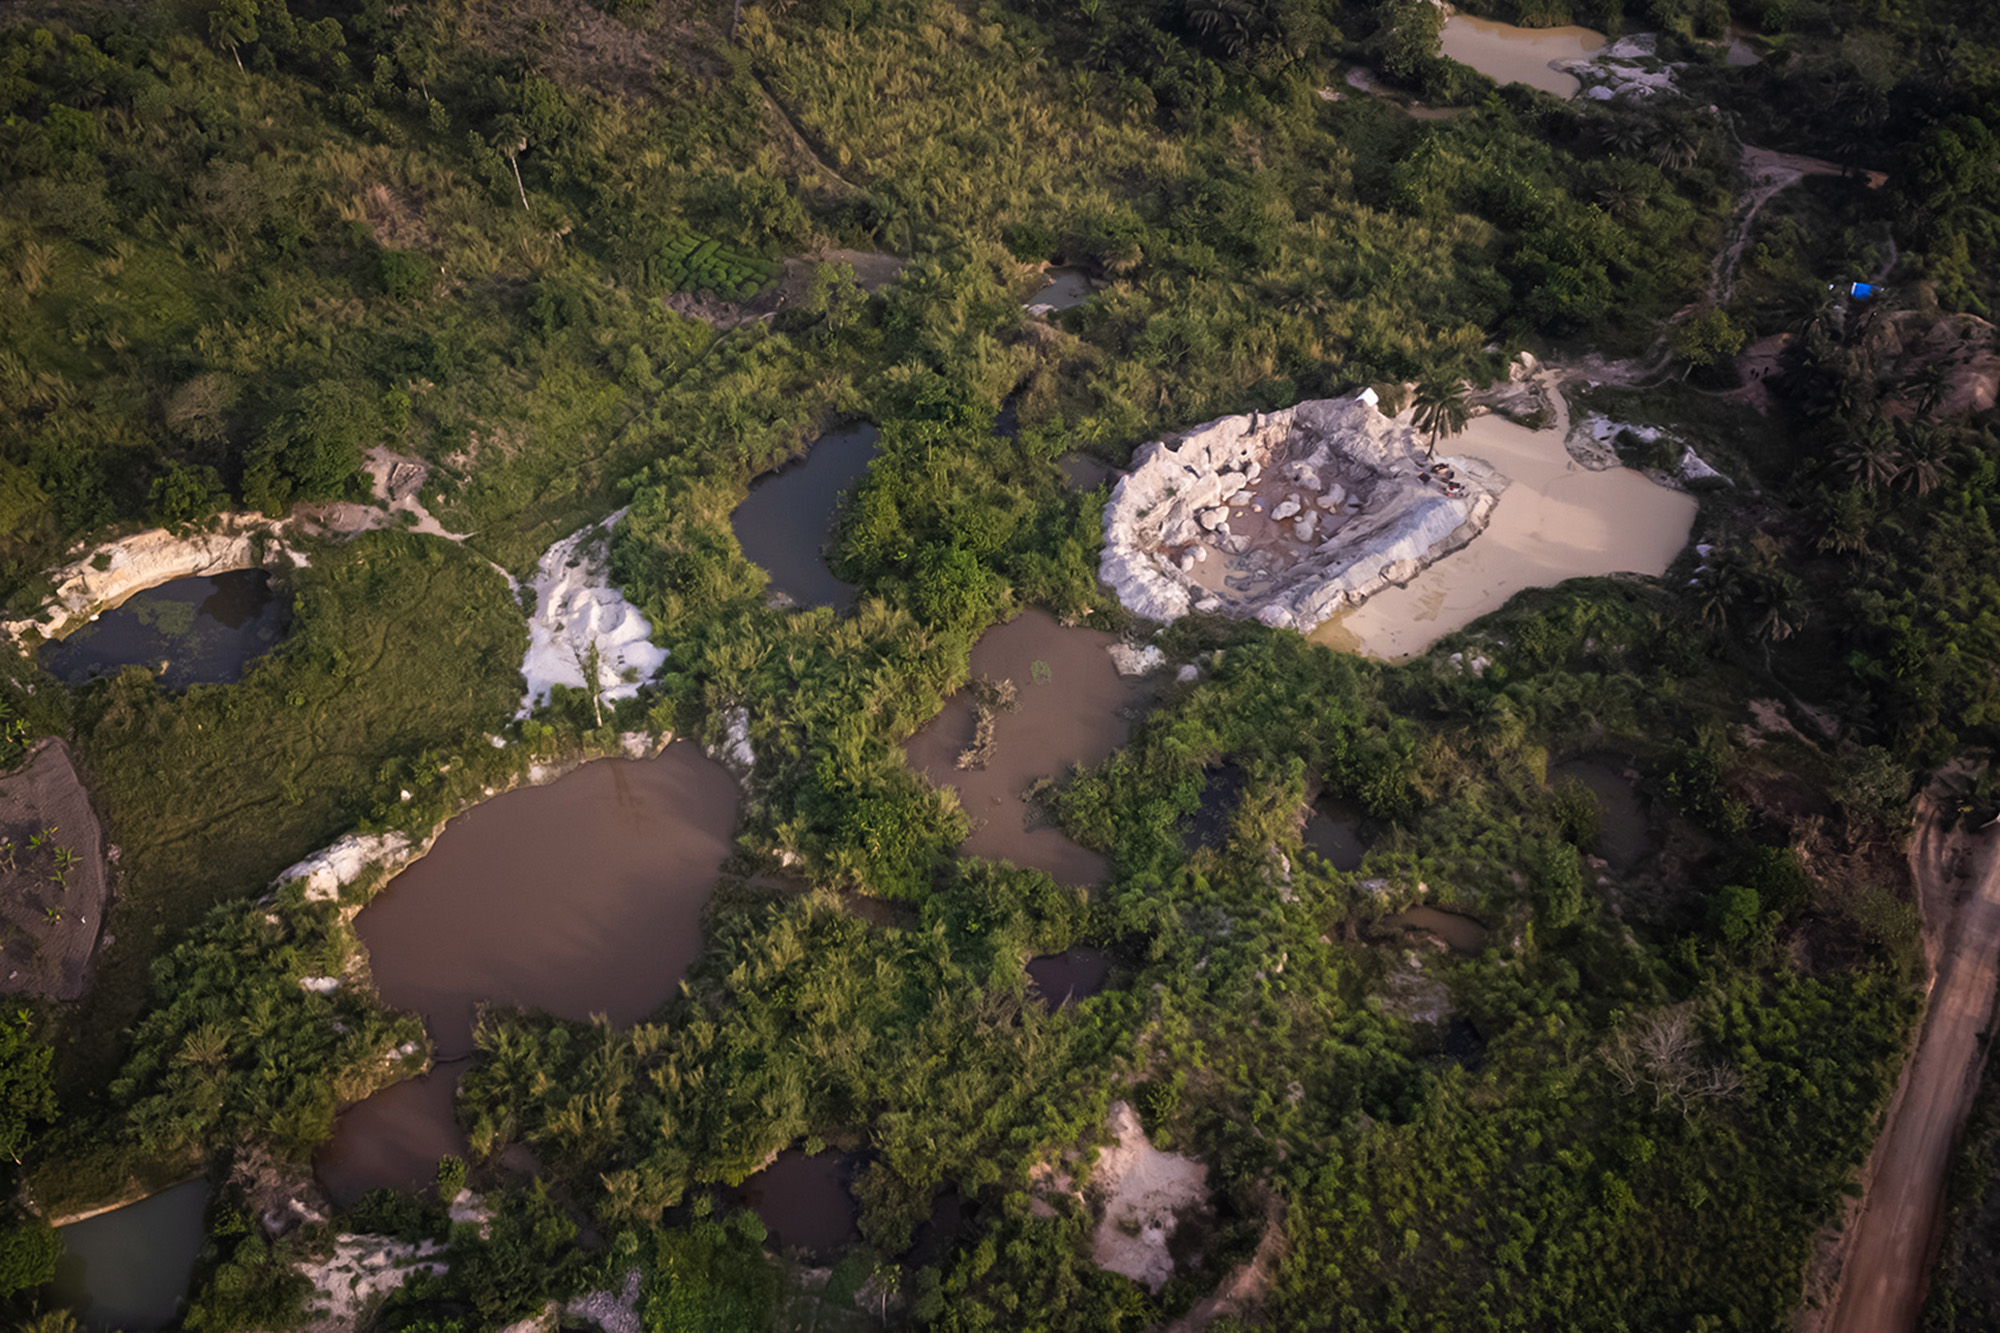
[735,1149,861,1254]
[1385,905,1488,954]
[1313,398,1695,660]
[317,1065,469,1207]
[907,610,1139,886]
[320,748,738,1202]
[356,747,739,1055]
[1438,15,1605,98]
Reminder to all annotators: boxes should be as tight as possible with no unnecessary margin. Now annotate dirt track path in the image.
[1827,797,2000,1333]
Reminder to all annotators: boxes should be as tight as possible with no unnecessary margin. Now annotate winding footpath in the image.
[1826,794,2000,1333]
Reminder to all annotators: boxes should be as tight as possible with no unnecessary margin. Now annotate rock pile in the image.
[1098,396,1503,633]
[1557,34,1682,100]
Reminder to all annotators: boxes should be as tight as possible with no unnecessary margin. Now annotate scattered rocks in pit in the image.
[1099,395,1503,633]
[1558,34,1683,100]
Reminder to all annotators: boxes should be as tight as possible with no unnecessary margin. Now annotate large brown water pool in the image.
[318,747,739,1202]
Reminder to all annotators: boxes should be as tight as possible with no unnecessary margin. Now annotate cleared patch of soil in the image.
[1090,1100,1209,1293]
[0,740,110,999]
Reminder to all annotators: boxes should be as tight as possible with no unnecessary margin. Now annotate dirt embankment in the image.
[1817,787,2000,1333]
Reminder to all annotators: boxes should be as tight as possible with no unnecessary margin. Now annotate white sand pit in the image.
[1091,1100,1209,1293]
[519,510,668,716]
[1099,395,1502,634]
[1311,387,1698,660]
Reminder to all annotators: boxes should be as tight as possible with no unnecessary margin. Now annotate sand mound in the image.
[1091,1100,1209,1292]
[519,510,669,716]
[1099,396,1501,633]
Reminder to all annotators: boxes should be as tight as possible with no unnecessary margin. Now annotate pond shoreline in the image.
[4,520,304,647]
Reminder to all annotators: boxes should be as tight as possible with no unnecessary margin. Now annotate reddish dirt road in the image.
[1826,797,2000,1333]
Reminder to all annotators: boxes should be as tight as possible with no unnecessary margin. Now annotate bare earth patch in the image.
[295,1234,448,1333]
[1090,1100,1209,1293]
[0,739,111,999]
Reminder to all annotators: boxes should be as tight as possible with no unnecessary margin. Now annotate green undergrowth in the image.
[57,531,523,1097]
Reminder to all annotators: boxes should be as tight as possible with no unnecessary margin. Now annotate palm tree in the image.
[1692,558,1744,634]
[1594,175,1648,221]
[1650,121,1703,173]
[1834,424,1901,492]
[1905,359,1951,418]
[1411,378,1469,460]
[1893,422,1952,496]
[1603,116,1651,158]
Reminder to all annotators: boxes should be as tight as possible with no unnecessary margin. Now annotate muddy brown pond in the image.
[1385,905,1488,954]
[732,425,879,609]
[317,747,738,1203]
[40,570,287,689]
[1438,14,1605,97]
[906,610,1141,885]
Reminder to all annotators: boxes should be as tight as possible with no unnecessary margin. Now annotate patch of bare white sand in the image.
[1312,380,1695,660]
[1091,1100,1209,1293]
[519,510,668,716]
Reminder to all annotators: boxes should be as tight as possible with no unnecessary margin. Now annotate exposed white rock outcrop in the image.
[714,706,756,778]
[519,510,669,716]
[566,1271,644,1333]
[1107,643,1167,677]
[297,1234,448,1330]
[1099,397,1502,633]
[280,832,415,904]
[1558,34,1680,100]
[1678,445,1729,486]
[3,522,301,644]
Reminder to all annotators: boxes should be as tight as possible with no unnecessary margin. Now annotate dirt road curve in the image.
[1827,799,2000,1333]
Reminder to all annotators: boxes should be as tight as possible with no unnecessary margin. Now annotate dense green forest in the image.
[0,0,1996,1325]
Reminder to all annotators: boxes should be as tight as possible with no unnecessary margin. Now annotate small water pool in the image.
[1384,905,1487,954]
[1031,267,1094,309]
[1439,15,1606,98]
[735,1150,860,1255]
[40,570,287,688]
[732,426,879,609]
[1304,796,1368,871]
[1027,946,1111,1007]
[48,1179,208,1331]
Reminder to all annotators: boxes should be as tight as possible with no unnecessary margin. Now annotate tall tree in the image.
[208,0,258,69]
[1411,378,1468,459]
